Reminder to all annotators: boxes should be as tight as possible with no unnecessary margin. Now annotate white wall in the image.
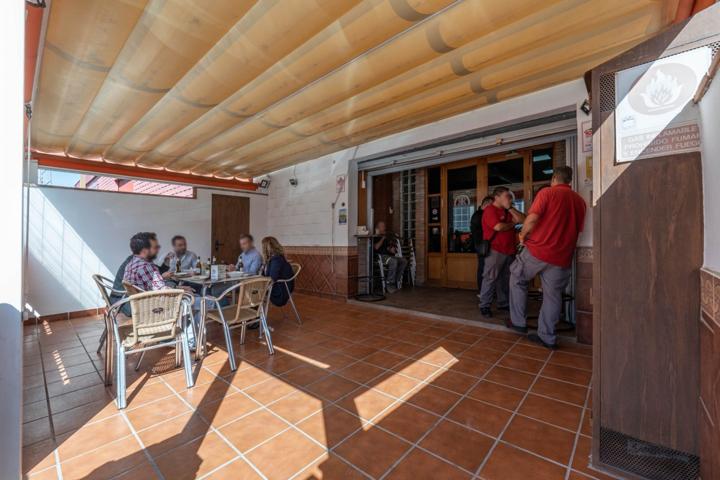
[25,186,267,316]
[1,0,25,476]
[575,102,594,247]
[266,148,357,246]
[699,75,720,271]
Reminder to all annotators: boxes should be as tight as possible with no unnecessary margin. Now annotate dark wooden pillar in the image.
[590,10,719,479]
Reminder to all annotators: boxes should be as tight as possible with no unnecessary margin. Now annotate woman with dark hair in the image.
[261,236,295,307]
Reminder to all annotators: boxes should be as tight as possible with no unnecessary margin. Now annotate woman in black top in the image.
[261,236,294,307]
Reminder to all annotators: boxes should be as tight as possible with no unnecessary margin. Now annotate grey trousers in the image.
[509,249,571,345]
[478,250,513,309]
[382,255,408,286]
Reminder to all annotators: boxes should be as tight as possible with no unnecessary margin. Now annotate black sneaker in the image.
[480,307,492,318]
[503,318,528,334]
[527,333,558,350]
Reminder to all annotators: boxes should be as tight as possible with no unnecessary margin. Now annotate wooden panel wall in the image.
[590,13,720,474]
[597,154,702,453]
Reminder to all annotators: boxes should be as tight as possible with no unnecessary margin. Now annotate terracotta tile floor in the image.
[22,294,614,480]
[373,286,575,338]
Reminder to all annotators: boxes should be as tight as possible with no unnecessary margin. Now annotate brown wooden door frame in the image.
[425,146,552,288]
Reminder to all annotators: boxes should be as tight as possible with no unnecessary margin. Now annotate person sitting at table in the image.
[261,236,294,307]
[160,235,198,273]
[123,232,206,348]
[373,221,407,293]
[228,234,263,275]
[110,252,134,316]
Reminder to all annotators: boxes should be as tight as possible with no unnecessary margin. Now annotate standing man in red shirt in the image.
[479,186,526,317]
[508,166,587,349]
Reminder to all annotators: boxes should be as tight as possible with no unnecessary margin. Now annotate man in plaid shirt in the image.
[123,232,203,347]
[123,232,174,291]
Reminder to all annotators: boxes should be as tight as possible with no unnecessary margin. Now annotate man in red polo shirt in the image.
[478,186,526,317]
[508,166,587,349]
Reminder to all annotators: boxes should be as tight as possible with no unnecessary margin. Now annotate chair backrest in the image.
[126,289,185,345]
[93,274,117,309]
[122,281,144,296]
[232,277,272,322]
[287,263,301,282]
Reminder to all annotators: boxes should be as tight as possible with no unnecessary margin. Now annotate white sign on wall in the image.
[615,47,711,163]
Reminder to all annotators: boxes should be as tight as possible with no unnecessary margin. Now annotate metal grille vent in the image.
[599,428,699,480]
[710,41,720,58]
[599,73,616,113]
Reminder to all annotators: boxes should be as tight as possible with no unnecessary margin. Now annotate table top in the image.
[172,273,261,286]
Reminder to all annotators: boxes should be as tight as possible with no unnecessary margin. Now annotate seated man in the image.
[373,221,407,294]
[123,232,205,348]
[110,253,134,316]
[161,235,198,273]
[228,234,263,275]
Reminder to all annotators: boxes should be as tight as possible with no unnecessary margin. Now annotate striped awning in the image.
[31,0,680,178]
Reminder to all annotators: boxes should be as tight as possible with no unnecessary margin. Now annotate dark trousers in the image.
[476,253,486,293]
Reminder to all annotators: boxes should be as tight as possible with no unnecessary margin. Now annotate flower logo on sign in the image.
[628,63,696,115]
[639,69,683,110]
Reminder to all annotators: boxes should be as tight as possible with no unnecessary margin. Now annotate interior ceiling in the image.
[31,0,680,179]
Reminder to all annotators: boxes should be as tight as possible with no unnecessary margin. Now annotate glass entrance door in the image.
[444,163,478,288]
[425,143,557,289]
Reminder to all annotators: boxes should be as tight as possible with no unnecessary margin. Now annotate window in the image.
[37,168,195,198]
[531,149,554,182]
[447,166,476,253]
[400,170,416,241]
[488,157,525,212]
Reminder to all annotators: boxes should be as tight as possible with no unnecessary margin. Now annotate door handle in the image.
[214,240,224,250]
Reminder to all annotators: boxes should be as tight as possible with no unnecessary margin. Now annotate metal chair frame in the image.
[376,238,407,293]
[200,278,274,371]
[275,262,302,325]
[92,274,127,353]
[107,290,195,409]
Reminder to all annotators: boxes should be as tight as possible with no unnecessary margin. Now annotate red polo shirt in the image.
[482,204,517,256]
[525,184,587,268]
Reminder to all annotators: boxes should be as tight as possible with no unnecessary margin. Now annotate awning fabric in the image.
[32,0,679,178]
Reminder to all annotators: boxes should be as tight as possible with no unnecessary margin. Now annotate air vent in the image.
[599,428,699,480]
[599,73,616,113]
[710,41,719,58]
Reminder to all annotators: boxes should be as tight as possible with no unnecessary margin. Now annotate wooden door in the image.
[444,160,479,289]
[211,194,249,264]
[372,173,394,230]
[425,147,550,289]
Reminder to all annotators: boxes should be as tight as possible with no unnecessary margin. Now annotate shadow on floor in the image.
[23,294,594,480]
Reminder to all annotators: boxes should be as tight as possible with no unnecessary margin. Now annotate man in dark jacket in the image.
[470,196,495,296]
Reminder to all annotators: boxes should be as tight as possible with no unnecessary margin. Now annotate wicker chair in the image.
[107,289,194,409]
[92,275,127,351]
[92,274,131,385]
[204,277,274,371]
[275,262,302,325]
[122,280,144,296]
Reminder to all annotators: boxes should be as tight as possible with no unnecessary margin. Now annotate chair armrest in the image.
[206,281,245,303]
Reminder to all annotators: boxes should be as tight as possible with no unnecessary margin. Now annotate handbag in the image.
[476,231,497,257]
